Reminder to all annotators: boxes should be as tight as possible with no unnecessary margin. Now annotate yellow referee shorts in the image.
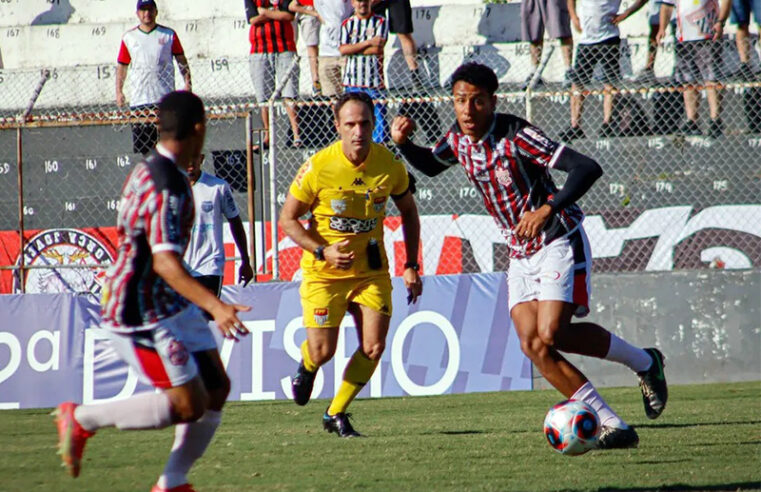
[300,275,393,328]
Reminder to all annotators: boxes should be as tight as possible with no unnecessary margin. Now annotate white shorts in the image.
[507,227,592,317]
[105,305,218,389]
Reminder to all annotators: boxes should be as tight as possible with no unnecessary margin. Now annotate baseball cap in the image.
[136,0,157,10]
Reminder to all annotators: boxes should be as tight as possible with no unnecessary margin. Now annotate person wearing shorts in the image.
[658,0,732,137]
[392,62,669,450]
[314,0,353,97]
[290,0,324,96]
[520,0,574,88]
[562,0,648,141]
[279,91,422,437]
[372,0,423,87]
[53,91,251,491]
[729,0,760,80]
[245,0,302,150]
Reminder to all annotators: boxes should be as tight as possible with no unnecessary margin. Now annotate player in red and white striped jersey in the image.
[392,62,668,450]
[54,92,250,492]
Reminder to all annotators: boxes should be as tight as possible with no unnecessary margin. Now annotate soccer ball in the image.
[543,399,600,456]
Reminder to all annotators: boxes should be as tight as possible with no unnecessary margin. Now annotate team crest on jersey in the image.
[330,199,347,214]
[14,228,114,294]
[495,169,512,186]
[167,339,190,366]
[373,197,386,212]
[314,308,329,326]
[201,200,213,213]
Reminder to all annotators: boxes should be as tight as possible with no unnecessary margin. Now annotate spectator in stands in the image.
[245,0,302,151]
[729,0,760,80]
[520,0,574,89]
[314,0,354,98]
[560,0,648,141]
[633,0,676,83]
[116,0,191,155]
[290,0,324,96]
[340,0,389,143]
[657,0,732,137]
[184,153,254,298]
[372,0,424,89]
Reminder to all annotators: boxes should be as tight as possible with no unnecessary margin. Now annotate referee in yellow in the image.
[279,91,423,437]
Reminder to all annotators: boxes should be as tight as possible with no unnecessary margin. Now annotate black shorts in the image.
[194,275,223,320]
[372,0,413,34]
[130,104,158,155]
[572,37,620,86]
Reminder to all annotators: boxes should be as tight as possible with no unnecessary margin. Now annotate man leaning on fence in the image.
[245,0,302,151]
[116,0,192,155]
[314,0,354,98]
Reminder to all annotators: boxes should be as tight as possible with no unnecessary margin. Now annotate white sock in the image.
[74,392,173,432]
[605,334,652,373]
[571,381,627,429]
[157,410,222,489]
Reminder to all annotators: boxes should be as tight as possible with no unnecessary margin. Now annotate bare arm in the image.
[289,0,320,17]
[713,0,732,40]
[393,190,422,304]
[656,4,675,43]
[339,36,385,56]
[152,251,250,339]
[228,215,254,285]
[260,7,295,22]
[174,53,192,92]
[613,0,648,24]
[116,64,128,107]
[568,0,581,32]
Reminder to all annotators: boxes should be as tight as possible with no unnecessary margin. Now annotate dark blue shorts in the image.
[730,0,761,25]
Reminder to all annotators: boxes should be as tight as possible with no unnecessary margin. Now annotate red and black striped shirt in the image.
[245,0,297,53]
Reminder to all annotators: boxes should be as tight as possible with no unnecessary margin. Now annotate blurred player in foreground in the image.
[54,91,251,492]
[279,91,422,437]
[391,62,668,449]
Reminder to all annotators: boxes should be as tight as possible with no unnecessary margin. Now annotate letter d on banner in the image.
[83,329,138,404]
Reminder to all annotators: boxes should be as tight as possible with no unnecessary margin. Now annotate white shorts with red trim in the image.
[507,226,591,317]
[105,305,218,389]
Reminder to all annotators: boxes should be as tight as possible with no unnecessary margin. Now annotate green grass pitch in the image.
[1,381,759,491]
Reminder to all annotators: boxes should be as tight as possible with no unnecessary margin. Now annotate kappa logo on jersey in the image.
[373,197,386,212]
[314,307,329,326]
[167,339,190,366]
[331,199,347,214]
[495,168,512,186]
[14,228,114,294]
[201,200,213,213]
[329,216,377,233]
[352,177,365,186]
[474,170,491,182]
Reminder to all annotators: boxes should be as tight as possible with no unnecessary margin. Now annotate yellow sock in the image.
[301,340,318,373]
[327,350,378,416]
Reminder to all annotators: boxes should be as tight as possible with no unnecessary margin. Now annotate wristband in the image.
[313,245,326,261]
[404,261,419,271]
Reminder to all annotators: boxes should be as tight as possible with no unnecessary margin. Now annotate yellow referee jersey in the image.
[288,141,410,279]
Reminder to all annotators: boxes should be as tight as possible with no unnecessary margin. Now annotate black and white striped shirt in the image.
[340,14,387,89]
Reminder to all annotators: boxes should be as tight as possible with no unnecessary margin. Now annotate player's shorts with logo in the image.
[300,274,393,328]
[507,226,592,317]
[103,305,217,388]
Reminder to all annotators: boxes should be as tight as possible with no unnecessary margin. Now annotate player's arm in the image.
[228,215,254,285]
[278,193,355,269]
[153,251,250,340]
[613,0,648,25]
[392,190,423,304]
[391,115,452,177]
[568,0,581,32]
[174,53,192,92]
[656,2,675,43]
[116,40,130,107]
[713,0,732,40]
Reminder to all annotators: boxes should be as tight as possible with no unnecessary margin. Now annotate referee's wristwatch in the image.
[313,245,326,261]
[404,261,420,271]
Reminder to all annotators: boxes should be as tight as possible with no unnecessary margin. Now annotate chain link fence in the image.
[1,39,759,293]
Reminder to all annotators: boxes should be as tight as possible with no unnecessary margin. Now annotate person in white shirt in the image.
[289,0,324,96]
[314,0,354,97]
[184,154,254,300]
[657,0,732,138]
[560,0,648,141]
[116,0,191,155]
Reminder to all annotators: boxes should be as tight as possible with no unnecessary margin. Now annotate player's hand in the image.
[210,303,251,341]
[655,28,666,44]
[391,115,416,145]
[514,204,553,241]
[571,15,582,33]
[403,268,422,305]
[712,23,723,41]
[116,91,126,108]
[612,12,627,25]
[238,262,254,286]
[325,240,355,270]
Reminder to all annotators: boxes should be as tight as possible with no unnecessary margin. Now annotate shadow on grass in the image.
[596,482,761,491]
[437,430,484,435]
[636,420,761,429]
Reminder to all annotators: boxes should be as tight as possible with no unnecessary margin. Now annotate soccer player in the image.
[279,91,422,437]
[54,91,251,492]
[391,63,668,449]
[184,153,254,295]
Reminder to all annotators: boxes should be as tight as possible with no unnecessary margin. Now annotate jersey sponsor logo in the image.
[373,197,386,212]
[330,199,347,214]
[352,177,365,186]
[201,200,214,213]
[167,339,190,366]
[314,307,329,326]
[495,168,513,186]
[14,228,114,295]
[329,216,377,233]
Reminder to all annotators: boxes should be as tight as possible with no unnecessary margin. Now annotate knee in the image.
[537,319,560,347]
[206,374,231,410]
[311,341,336,366]
[362,341,385,361]
[519,334,549,361]
[171,389,209,423]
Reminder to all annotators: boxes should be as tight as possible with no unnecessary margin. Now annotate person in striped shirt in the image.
[54,92,251,492]
[391,62,669,450]
[340,0,389,143]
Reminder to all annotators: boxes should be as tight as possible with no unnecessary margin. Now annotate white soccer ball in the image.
[543,399,600,456]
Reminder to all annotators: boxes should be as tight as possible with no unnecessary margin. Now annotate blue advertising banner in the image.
[0,273,531,409]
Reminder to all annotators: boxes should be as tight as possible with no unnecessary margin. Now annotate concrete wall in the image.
[534,269,761,390]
